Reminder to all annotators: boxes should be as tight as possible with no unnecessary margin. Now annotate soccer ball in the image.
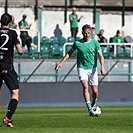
[91,106,101,116]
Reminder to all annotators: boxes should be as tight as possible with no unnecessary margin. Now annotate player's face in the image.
[100,30,104,35]
[72,7,76,14]
[82,28,91,40]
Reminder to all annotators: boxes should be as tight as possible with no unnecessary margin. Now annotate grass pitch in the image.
[0,105,133,133]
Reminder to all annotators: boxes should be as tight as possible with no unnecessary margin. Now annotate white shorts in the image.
[77,67,98,85]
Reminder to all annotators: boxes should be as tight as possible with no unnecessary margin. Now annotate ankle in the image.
[86,101,92,110]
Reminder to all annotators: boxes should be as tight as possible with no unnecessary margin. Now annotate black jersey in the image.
[0,28,20,72]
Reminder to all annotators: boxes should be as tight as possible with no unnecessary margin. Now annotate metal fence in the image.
[13,58,133,83]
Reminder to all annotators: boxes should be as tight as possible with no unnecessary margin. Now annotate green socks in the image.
[86,102,92,110]
[91,99,97,107]
[86,99,97,112]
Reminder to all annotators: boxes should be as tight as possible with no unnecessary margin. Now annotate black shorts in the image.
[0,69,19,91]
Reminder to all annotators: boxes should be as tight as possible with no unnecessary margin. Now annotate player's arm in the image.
[16,44,24,54]
[19,25,31,29]
[78,15,83,22]
[55,49,74,71]
[69,14,77,22]
[19,22,31,29]
[25,23,32,29]
[98,50,106,76]
[19,23,26,29]
[69,17,76,22]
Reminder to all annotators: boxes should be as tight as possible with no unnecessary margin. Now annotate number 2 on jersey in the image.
[0,34,9,50]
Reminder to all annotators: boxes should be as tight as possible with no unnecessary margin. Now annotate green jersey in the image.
[9,22,17,29]
[18,20,29,36]
[69,13,78,28]
[112,35,124,43]
[71,38,101,69]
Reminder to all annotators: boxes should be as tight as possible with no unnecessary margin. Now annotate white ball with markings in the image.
[91,106,101,116]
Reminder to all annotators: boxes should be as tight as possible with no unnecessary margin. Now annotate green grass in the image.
[0,105,133,133]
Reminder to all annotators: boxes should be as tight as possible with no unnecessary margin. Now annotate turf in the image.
[0,105,133,133]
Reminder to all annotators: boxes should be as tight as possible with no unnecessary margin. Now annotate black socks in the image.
[6,99,18,120]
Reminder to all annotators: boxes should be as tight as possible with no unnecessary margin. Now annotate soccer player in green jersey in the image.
[55,24,106,116]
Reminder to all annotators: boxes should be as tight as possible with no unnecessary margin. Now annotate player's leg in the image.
[3,89,19,127]
[3,69,19,127]
[77,68,92,114]
[6,89,19,120]
[89,67,99,107]
[80,80,92,111]
[70,28,74,37]
[75,28,78,39]
[20,35,25,47]
[26,36,32,52]
[91,85,98,107]
[73,28,78,39]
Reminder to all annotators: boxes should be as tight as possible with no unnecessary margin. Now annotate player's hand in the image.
[101,67,106,76]
[80,15,83,18]
[55,63,62,71]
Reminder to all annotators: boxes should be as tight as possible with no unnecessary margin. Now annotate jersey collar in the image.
[82,38,91,43]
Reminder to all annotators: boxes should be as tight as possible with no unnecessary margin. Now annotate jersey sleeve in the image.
[71,42,77,51]
[18,21,22,27]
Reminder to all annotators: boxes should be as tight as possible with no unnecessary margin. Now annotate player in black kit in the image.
[0,13,23,127]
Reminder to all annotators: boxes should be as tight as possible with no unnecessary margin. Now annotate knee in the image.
[11,89,19,100]
[92,86,98,94]
[93,89,98,94]
[83,85,89,92]
[81,80,89,92]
